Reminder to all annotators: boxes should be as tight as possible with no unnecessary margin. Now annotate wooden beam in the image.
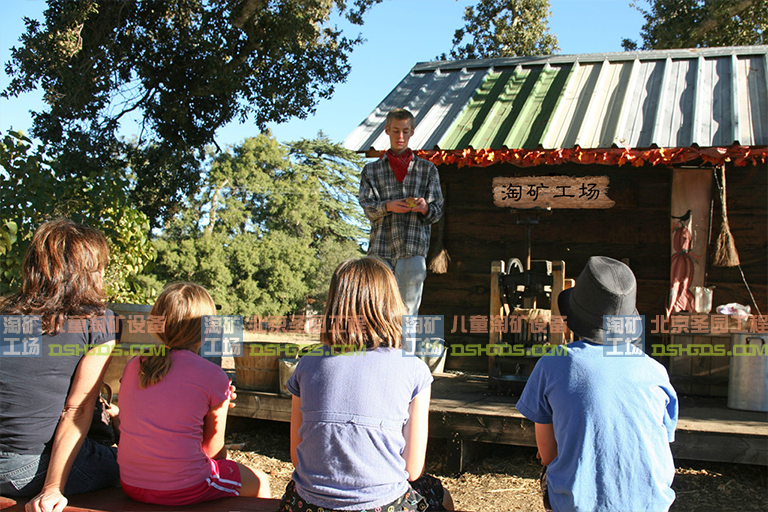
[673,431,767,465]
[229,391,291,422]
[429,410,537,447]
[551,260,565,344]
[488,260,505,383]
[229,380,768,466]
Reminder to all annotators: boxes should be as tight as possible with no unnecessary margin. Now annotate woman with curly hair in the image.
[0,218,120,512]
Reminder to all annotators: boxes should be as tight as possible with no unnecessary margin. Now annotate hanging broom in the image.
[712,165,740,267]
[428,211,450,274]
[428,184,450,274]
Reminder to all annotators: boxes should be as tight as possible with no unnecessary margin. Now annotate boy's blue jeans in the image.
[0,438,119,498]
[381,256,427,317]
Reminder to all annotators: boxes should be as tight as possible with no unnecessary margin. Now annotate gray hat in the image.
[557,256,638,344]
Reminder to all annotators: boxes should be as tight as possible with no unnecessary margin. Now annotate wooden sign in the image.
[493,176,615,209]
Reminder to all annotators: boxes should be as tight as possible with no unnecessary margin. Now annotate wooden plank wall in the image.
[422,162,767,373]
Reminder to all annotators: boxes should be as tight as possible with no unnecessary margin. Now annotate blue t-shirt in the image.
[286,346,433,511]
[516,340,678,512]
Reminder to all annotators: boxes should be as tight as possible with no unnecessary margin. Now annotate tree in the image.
[0,130,156,302]
[440,0,559,60]
[623,0,767,50]
[2,0,382,227]
[149,133,365,316]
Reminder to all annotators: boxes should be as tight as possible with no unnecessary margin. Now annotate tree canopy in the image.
[623,0,767,50]
[0,130,155,302]
[439,0,559,60]
[3,0,383,227]
[149,133,365,316]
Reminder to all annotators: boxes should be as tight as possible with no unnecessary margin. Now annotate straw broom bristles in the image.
[712,166,740,267]
[428,245,451,274]
[428,208,450,274]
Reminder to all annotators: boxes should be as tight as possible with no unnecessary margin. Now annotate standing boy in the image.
[358,108,443,317]
[517,256,678,512]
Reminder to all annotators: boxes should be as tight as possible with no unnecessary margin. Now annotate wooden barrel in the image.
[103,303,158,395]
[235,342,302,392]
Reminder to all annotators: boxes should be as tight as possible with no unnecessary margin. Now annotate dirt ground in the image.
[225,417,768,512]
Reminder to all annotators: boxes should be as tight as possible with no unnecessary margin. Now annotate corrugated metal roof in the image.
[344,46,768,152]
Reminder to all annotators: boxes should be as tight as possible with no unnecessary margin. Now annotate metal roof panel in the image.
[345,45,768,152]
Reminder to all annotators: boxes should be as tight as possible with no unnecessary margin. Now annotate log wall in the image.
[422,162,767,373]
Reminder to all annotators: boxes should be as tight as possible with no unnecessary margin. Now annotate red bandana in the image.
[386,149,413,183]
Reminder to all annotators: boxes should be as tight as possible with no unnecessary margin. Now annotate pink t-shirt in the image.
[117,349,230,490]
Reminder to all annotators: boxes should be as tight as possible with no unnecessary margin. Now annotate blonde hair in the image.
[0,218,109,335]
[139,282,216,388]
[385,108,415,129]
[321,257,405,350]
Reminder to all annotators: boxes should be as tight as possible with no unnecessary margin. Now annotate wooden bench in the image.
[2,489,474,512]
[0,488,280,512]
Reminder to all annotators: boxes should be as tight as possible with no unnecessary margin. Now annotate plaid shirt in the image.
[359,153,443,259]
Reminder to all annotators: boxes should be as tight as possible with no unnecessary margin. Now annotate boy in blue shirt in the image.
[517,256,678,512]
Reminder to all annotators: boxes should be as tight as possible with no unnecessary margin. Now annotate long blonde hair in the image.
[321,257,405,350]
[139,282,216,388]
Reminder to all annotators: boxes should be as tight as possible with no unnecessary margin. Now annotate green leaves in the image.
[0,221,19,291]
[3,1,386,227]
[0,129,156,302]
[625,0,768,50]
[0,221,18,256]
[150,133,364,316]
[441,0,559,60]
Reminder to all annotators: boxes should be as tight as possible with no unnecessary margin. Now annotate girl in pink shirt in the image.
[117,283,270,505]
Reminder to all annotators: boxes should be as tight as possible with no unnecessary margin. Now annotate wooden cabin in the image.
[345,46,768,376]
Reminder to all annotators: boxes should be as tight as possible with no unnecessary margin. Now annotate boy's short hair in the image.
[385,108,415,129]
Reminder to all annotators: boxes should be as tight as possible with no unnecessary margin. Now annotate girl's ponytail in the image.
[139,282,215,388]
[138,349,173,388]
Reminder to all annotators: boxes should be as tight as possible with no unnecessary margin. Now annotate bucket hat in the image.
[557,256,638,344]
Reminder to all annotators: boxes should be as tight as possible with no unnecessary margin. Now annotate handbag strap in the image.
[99,382,113,406]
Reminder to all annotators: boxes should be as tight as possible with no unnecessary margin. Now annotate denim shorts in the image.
[0,438,119,498]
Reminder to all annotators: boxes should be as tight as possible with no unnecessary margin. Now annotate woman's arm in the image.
[535,422,558,466]
[402,386,431,481]
[202,397,230,460]
[25,340,116,512]
[289,395,303,468]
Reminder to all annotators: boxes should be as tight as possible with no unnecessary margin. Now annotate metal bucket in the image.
[278,358,299,397]
[727,334,768,412]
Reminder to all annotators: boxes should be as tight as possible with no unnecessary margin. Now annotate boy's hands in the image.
[386,198,428,215]
[410,198,428,214]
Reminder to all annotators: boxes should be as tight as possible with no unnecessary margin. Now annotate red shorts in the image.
[121,458,242,506]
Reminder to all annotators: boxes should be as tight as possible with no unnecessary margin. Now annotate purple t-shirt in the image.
[287,346,433,510]
[117,349,230,490]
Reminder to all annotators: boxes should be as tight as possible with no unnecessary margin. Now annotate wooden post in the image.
[551,260,565,345]
[564,279,576,342]
[489,260,505,383]
[444,438,490,474]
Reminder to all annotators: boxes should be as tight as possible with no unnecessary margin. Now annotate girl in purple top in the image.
[279,257,454,512]
[117,283,270,505]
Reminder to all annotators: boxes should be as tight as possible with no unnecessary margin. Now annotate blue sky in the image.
[0,0,645,148]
